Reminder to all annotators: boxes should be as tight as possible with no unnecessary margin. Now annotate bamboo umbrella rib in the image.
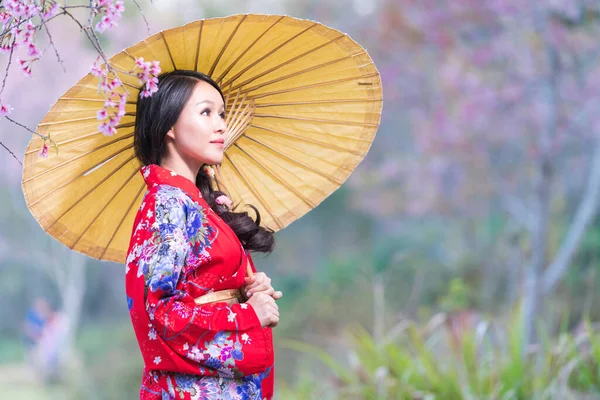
[224,152,284,229]
[237,52,367,95]
[28,143,134,207]
[240,134,344,185]
[255,98,382,107]
[247,73,380,100]
[24,131,134,156]
[194,20,205,72]
[23,139,133,184]
[248,124,363,155]
[225,100,254,147]
[208,15,247,77]
[116,121,136,130]
[160,31,177,70]
[123,50,138,62]
[221,22,318,88]
[234,142,315,210]
[118,79,140,90]
[38,115,101,126]
[70,166,140,249]
[225,89,245,127]
[100,182,146,260]
[45,154,137,231]
[252,113,379,127]
[230,36,349,93]
[57,97,110,102]
[214,16,285,84]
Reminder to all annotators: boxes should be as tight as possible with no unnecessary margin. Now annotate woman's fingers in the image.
[272,291,283,300]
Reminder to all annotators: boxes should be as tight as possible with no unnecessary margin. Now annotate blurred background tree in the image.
[3,0,600,399]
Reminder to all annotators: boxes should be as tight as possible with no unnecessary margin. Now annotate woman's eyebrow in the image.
[195,100,225,109]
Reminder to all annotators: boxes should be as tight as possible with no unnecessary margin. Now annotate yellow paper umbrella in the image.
[21,14,383,263]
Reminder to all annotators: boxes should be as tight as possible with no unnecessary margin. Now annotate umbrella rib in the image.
[70,166,140,249]
[28,143,134,206]
[247,72,380,100]
[101,181,146,260]
[248,124,363,155]
[24,130,134,156]
[253,113,379,127]
[58,97,108,102]
[233,143,316,210]
[234,52,366,95]
[23,138,133,183]
[194,20,205,71]
[229,34,346,92]
[214,16,285,84]
[221,22,318,88]
[240,134,345,185]
[161,31,178,70]
[208,14,247,77]
[255,98,382,107]
[223,152,284,229]
[38,115,100,126]
[45,154,137,232]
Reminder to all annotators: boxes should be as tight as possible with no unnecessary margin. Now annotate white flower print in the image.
[147,209,153,218]
[143,167,150,178]
[149,312,154,321]
[153,356,161,365]
[148,329,157,340]
[227,310,237,322]
[170,171,177,176]
[241,333,251,344]
[240,303,248,310]
[183,342,189,351]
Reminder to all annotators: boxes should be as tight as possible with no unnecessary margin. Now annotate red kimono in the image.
[126,164,274,400]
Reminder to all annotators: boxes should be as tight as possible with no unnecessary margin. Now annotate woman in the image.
[126,70,282,400]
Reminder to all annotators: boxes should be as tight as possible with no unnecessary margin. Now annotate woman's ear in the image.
[165,127,175,140]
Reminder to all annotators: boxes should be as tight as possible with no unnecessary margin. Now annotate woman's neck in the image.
[159,155,200,185]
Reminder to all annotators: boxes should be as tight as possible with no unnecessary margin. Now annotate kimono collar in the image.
[141,164,202,202]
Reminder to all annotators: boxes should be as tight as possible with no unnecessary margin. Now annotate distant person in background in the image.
[22,298,52,363]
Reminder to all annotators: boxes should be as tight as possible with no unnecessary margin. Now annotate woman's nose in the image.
[215,116,227,134]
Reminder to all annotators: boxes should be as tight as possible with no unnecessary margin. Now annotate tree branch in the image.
[132,0,151,35]
[0,45,15,96]
[0,140,22,165]
[541,133,600,293]
[41,16,66,73]
[5,117,50,140]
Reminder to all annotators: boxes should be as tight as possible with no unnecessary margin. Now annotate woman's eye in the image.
[220,112,226,120]
[201,108,211,116]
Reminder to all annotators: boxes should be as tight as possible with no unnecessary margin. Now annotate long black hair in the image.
[133,70,274,253]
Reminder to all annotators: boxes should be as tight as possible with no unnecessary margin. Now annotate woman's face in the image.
[166,80,227,166]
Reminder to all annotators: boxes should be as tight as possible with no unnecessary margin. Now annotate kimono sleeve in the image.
[137,187,269,375]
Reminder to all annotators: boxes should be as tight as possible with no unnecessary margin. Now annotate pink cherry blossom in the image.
[42,3,61,21]
[90,62,103,77]
[97,109,108,120]
[0,103,13,117]
[27,43,40,57]
[18,59,32,77]
[38,143,49,158]
[150,61,161,76]
[215,195,233,209]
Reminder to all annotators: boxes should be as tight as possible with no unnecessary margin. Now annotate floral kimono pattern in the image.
[126,164,274,400]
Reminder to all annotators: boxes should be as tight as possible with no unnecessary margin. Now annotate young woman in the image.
[126,70,282,400]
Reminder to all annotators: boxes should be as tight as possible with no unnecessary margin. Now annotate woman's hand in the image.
[243,272,283,300]
[246,292,279,328]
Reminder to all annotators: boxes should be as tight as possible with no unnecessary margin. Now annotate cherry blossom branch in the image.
[0,140,22,165]
[40,13,65,72]
[0,46,15,95]
[131,0,150,35]
[0,0,161,160]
